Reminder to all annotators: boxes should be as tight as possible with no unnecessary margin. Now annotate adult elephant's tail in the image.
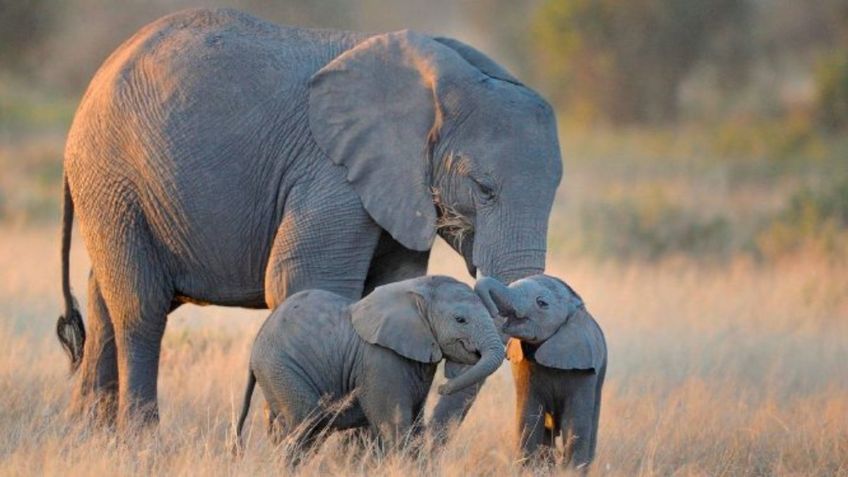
[56,172,85,373]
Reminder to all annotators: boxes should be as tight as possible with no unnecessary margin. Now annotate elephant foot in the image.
[69,381,118,428]
[116,398,160,435]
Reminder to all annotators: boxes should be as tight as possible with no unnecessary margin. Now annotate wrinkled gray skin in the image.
[55,8,561,430]
[236,276,504,456]
[475,275,606,469]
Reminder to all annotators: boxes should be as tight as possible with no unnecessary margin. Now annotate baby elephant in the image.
[236,276,505,455]
[476,275,606,469]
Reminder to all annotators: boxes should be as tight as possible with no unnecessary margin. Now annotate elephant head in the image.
[309,30,562,286]
[350,276,505,395]
[475,275,604,371]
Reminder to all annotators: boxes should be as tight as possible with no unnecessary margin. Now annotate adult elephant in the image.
[57,8,562,430]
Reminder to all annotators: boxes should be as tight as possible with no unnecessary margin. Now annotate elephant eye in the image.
[536,297,549,309]
[454,315,468,324]
[475,180,496,202]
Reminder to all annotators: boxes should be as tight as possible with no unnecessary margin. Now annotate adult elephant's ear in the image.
[535,309,605,372]
[350,281,442,363]
[431,36,523,86]
[309,30,479,251]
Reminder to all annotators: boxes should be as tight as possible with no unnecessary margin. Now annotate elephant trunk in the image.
[438,332,505,395]
[474,277,516,343]
[474,211,547,284]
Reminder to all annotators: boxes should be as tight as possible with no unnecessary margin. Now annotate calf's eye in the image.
[536,297,549,309]
[454,316,468,324]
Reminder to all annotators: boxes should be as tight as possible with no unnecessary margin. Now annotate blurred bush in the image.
[756,178,848,259]
[0,0,58,73]
[815,50,848,131]
[530,0,751,125]
[579,194,732,260]
[711,113,822,162]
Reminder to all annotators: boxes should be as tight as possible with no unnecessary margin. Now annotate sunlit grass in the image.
[1,229,845,475]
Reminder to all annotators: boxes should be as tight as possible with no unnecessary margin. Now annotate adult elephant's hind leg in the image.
[112,277,171,430]
[93,228,173,431]
[70,272,118,425]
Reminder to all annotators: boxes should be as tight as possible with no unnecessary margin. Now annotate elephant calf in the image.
[236,275,505,455]
[476,275,607,469]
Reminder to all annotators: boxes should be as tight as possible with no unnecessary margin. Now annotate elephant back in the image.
[251,289,358,394]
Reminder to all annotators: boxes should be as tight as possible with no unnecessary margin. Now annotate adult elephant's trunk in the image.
[438,332,505,395]
[473,211,548,285]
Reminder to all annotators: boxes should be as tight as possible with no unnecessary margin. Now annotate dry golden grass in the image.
[1,226,846,476]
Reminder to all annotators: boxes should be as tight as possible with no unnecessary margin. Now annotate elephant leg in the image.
[516,392,547,461]
[560,379,597,469]
[70,271,119,425]
[360,387,417,453]
[362,231,430,296]
[93,233,172,430]
[372,407,415,453]
[430,376,484,436]
[112,291,170,430]
[263,182,381,308]
[264,403,286,446]
[542,413,558,447]
[588,365,606,463]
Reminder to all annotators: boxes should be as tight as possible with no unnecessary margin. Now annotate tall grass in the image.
[1,228,845,475]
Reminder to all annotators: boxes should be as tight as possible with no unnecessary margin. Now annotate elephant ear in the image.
[534,308,605,372]
[432,36,523,86]
[309,30,479,251]
[350,281,442,363]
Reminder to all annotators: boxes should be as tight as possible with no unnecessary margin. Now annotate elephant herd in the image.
[55,8,606,469]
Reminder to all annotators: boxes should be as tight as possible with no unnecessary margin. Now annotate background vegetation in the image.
[1,1,846,475]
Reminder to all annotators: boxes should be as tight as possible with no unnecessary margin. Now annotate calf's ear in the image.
[350,281,442,363]
[534,309,605,372]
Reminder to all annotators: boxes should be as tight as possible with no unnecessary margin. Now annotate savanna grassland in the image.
[1,109,847,475]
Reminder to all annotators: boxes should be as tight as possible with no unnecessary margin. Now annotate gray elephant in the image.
[235,276,505,455]
[56,8,562,429]
[475,275,606,468]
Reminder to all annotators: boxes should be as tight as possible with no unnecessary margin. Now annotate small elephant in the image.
[236,276,505,455]
[475,275,606,468]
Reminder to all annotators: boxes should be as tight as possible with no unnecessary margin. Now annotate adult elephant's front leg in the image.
[264,181,382,307]
[362,231,430,296]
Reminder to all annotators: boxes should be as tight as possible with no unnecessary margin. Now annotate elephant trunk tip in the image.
[438,341,505,395]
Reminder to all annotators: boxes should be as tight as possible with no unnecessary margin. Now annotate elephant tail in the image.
[234,368,256,454]
[56,172,85,374]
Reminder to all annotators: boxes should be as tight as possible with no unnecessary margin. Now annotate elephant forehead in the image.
[431,283,481,305]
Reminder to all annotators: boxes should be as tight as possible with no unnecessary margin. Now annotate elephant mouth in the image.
[453,339,481,364]
[502,319,540,343]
